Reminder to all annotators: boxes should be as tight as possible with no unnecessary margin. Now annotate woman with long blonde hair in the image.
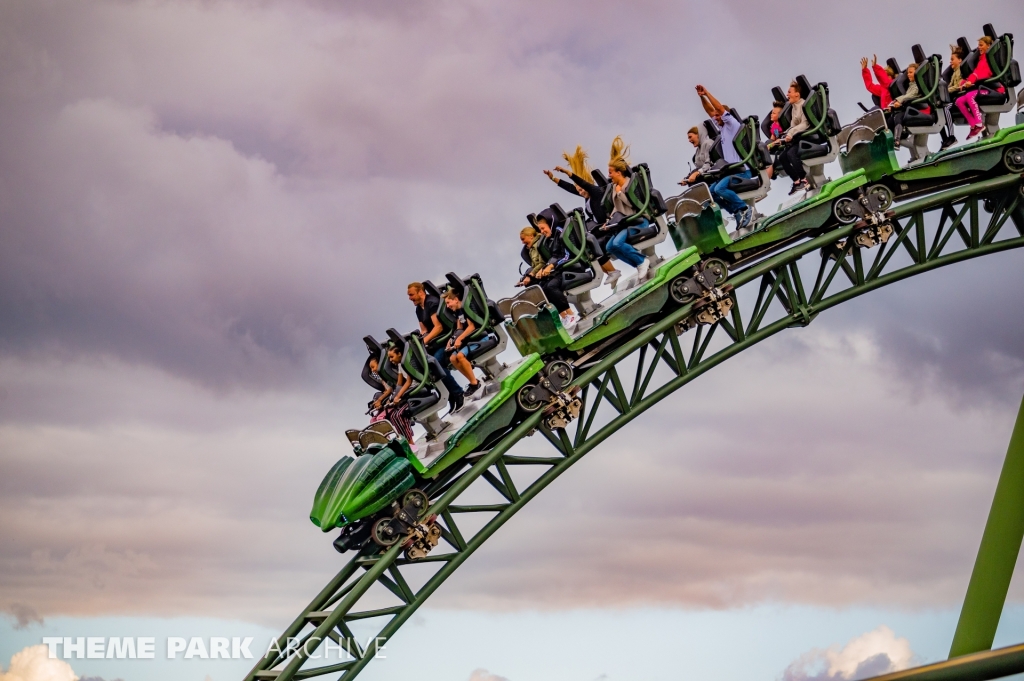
[599,136,650,280]
[543,145,620,286]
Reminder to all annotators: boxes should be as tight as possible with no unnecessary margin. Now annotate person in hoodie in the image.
[860,54,895,109]
[680,125,714,187]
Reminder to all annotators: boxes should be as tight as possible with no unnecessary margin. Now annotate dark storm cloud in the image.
[2,0,1024,623]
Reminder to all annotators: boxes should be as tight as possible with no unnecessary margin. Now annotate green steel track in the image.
[245,173,1024,681]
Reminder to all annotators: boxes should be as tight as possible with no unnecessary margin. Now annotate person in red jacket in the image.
[861,55,894,109]
[955,36,1005,139]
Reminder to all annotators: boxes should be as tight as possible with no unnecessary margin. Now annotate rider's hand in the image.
[860,57,869,69]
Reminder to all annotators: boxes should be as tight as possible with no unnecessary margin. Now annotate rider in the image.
[955,35,1004,140]
[517,217,578,328]
[885,61,928,148]
[680,125,714,187]
[407,282,465,413]
[696,84,754,230]
[766,101,785,179]
[860,54,894,109]
[544,146,622,288]
[442,288,482,398]
[777,81,811,194]
[378,344,415,440]
[600,136,651,282]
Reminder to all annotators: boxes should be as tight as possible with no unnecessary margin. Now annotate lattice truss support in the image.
[246,174,1024,681]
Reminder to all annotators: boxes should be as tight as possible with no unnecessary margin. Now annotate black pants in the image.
[539,277,570,314]
[940,105,956,145]
[779,142,807,182]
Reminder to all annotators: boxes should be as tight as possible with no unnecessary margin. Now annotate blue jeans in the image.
[431,346,464,397]
[605,219,649,268]
[710,169,752,216]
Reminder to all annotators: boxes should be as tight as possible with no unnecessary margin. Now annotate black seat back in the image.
[986,33,1021,88]
[560,209,593,270]
[401,333,442,398]
[917,54,946,107]
[361,335,387,390]
[449,273,496,341]
[767,86,793,134]
[731,115,769,172]
[423,280,456,348]
[803,81,834,137]
[957,38,980,79]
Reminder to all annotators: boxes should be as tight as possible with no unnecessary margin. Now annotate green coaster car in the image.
[314,24,1024,558]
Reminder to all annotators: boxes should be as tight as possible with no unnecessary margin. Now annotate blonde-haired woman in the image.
[599,136,650,280]
[543,145,621,286]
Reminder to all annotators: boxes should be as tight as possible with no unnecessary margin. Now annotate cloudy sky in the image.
[2,1,1024,680]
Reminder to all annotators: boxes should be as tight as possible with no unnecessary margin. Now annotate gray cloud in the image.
[1,0,1024,626]
[2,603,43,630]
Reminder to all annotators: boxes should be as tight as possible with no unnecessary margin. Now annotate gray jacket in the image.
[895,81,921,106]
[785,99,809,137]
[692,125,715,174]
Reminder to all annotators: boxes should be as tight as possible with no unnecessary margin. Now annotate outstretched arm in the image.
[700,86,728,116]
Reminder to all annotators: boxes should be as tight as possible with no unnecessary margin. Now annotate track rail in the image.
[245,173,1024,681]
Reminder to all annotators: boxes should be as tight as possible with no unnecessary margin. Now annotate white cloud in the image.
[782,626,914,681]
[0,645,77,681]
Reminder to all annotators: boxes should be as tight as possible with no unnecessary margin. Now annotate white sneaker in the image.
[604,270,621,287]
[561,313,578,329]
[636,260,650,281]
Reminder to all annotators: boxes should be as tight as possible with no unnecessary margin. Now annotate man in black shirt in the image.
[408,282,465,413]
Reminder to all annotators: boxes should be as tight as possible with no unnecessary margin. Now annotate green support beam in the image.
[950,395,1024,658]
[245,176,1024,681]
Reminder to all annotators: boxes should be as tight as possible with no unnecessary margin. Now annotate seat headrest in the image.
[385,328,406,352]
[958,37,971,54]
[444,272,466,297]
[887,57,901,74]
[703,119,719,138]
[536,207,556,228]
[364,335,382,356]
[771,85,785,103]
[912,44,926,64]
[548,203,568,226]
[795,75,812,98]
[984,23,997,39]
[526,212,537,228]
[729,107,741,120]
[590,169,608,185]
[423,280,442,299]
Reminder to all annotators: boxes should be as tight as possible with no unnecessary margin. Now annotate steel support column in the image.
[951,395,1024,657]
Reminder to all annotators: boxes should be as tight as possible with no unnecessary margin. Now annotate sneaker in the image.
[449,392,465,413]
[636,260,650,280]
[561,313,578,328]
[736,207,753,230]
[603,270,621,287]
[940,135,957,150]
[464,382,481,398]
[788,180,803,195]
[967,125,984,140]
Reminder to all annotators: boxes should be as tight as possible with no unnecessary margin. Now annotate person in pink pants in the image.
[955,36,1005,139]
